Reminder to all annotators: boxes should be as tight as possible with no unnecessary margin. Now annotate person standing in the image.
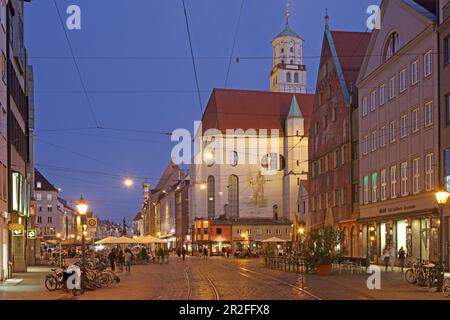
[398,247,406,272]
[117,249,124,273]
[389,245,396,272]
[382,245,390,271]
[124,249,132,273]
[181,247,187,261]
[108,249,116,271]
[202,247,208,260]
[176,247,182,261]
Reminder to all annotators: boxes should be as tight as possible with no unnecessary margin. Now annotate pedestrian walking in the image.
[124,249,132,273]
[108,249,116,271]
[176,247,182,261]
[202,247,208,259]
[398,247,406,272]
[181,247,187,261]
[382,245,390,271]
[389,245,396,272]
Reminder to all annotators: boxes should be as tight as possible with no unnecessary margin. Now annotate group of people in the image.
[382,244,407,272]
[108,247,133,273]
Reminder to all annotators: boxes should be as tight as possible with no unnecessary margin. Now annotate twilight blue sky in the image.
[25,0,379,223]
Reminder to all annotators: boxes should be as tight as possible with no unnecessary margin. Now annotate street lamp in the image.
[435,190,449,291]
[123,178,134,188]
[76,196,88,268]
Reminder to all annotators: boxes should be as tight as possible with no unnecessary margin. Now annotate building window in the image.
[389,77,396,100]
[379,84,385,106]
[48,216,53,224]
[36,193,42,201]
[380,169,387,201]
[411,108,419,133]
[47,194,53,201]
[36,182,42,189]
[380,126,386,147]
[363,136,369,155]
[207,175,215,219]
[371,172,378,203]
[370,91,376,112]
[391,165,397,198]
[47,205,53,212]
[399,69,407,93]
[362,96,368,117]
[332,107,337,121]
[413,158,420,194]
[363,176,369,204]
[371,131,377,152]
[294,73,299,83]
[389,121,396,143]
[228,175,239,218]
[424,101,433,127]
[411,60,419,85]
[273,205,278,220]
[424,50,432,77]
[401,162,408,196]
[37,216,42,224]
[425,153,434,191]
[384,32,400,60]
[400,115,407,138]
[286,72,291,83]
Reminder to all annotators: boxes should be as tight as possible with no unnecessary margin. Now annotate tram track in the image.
[184,265,220,300]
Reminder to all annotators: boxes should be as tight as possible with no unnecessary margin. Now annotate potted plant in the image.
[304,226,343,276]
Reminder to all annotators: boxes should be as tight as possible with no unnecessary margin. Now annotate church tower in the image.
[270,3,307,94]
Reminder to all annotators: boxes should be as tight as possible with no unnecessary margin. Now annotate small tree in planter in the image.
[303,226,344,275]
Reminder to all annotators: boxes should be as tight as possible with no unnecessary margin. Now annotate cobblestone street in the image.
[0,256,447,300]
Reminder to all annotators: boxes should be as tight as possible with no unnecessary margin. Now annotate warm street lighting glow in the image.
[435,190,450,205]
[298,227,304,235]
[186,235,191,241]
[76,195,88,215]
[157,232,161,237]
[200,184,207,190]
[56,233,61,239]
[70,234,75,239]
[124,178,134,187]
[83,231,88,236]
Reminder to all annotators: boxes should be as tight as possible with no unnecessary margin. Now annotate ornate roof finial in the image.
[325,8,330,30]
[285,2,291,25]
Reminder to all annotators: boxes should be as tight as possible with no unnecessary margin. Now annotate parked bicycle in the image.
[45,267,69,292]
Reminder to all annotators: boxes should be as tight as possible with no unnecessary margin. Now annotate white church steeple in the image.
[270,3,307,94]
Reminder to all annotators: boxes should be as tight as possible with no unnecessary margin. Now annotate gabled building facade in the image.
[308,15,370,257]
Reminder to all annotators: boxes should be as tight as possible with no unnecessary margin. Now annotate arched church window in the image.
[207,175,215,218]
[228,175,239,218]
[281,48,284,54]
[273,205,278,220]
[294,73,299,83]
[286,72,291,82]
[290,47,294,53]
[384,32,400,61]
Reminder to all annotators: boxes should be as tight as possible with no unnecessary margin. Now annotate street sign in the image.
[87,218,97,229]
[27,229,37,240]
[8,223,24,232]
[12,229,24,237]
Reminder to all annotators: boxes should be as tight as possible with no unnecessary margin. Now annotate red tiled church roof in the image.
[202,89,314,136]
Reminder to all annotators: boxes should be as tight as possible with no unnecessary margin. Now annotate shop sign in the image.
[27,229,37,240]
[12,229,24,237]
[379,205,416,214]
[8,223,24,231]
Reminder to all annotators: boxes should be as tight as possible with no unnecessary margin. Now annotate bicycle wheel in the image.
[405,269,416,284]
[45,276,58,291]
[443,279,450,298]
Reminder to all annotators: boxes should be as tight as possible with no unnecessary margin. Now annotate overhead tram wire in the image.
[182,0,203,115]
[225,0,245,88]
[52,0,101,128]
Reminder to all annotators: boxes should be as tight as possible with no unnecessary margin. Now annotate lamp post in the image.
[435,190,449,291]
[76,196,88,268]
[56,233,62,268]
